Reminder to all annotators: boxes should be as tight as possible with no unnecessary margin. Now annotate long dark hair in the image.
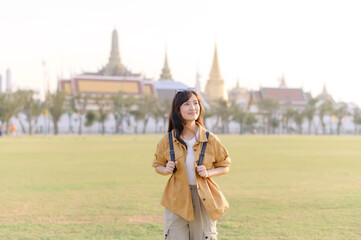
[168,90,205,145]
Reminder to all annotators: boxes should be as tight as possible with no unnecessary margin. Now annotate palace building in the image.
[59,29,156,110]
[248,74,312,112]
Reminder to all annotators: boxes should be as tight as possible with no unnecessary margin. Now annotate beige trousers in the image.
[164,185,217,240]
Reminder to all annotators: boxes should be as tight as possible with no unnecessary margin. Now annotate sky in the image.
[1,0,361,105]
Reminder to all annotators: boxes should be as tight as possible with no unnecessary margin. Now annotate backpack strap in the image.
[198,131,210,166]
[168,132,177,173]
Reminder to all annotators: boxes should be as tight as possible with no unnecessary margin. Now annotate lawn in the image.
[0,135,361,239]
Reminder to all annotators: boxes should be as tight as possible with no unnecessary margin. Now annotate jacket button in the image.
[203,198,206,201]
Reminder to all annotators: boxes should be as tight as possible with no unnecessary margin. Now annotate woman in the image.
[152,89,231,240]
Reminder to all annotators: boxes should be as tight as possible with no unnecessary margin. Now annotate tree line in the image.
[1,89,361,135]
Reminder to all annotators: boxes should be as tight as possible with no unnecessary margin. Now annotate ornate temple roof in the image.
[159,48,173,80]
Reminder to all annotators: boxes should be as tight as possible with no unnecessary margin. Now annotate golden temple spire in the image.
[209,43,222,82]
[205,42,228,102]
[159,44,173,80]
[105,29,124,75]
[279,72,287,88]
[321,82,328,95]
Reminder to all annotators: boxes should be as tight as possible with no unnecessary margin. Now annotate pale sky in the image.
[1,0,361,106]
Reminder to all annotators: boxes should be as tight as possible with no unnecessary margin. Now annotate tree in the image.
[318,99,333,134]
[282,108,296,134]
[30,99,44,134]
[258,98,279,134]
[75,93,89,135]
[333,103,348,135]
[132,95,157,134]
[230,100,247,134]
[212,99,232,134]
[304,98,319,134]
[48,90,67,135]
[156,98,172,133]
[0,92,23,134]
[85,111,96,133]
[203,106,214,130]
[123,95,137,133]
[94,94,110,135]
[65,95,78,134]
[244,112,257,134]
[294,111,304,134]
[112,91,126,134]
[352,107,361,135]
[19,89,43,135]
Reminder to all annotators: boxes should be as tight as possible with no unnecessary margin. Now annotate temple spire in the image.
[279,72,287,88]
[205,42,228,102]
[159,46,173,80]
[321,82,328,95]
[209,43,222,82]
[105,29,124,75]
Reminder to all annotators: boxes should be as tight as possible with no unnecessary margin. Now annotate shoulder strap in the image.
[198,131,210,166]
[168,132,177,173]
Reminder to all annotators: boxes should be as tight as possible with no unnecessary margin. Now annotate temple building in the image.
[205,44,228,103]
[154,48,189,99]
[317,83,333,102]
[59,29,156,110]
[248,74,312,112]
[228,78,248,109]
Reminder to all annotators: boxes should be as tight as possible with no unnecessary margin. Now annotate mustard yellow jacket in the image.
[152,125,231,221]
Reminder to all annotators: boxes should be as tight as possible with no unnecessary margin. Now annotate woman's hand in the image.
[196,166,230,178]
[165,161,177,174]
[196,165,209,178]
[155,161,178,175]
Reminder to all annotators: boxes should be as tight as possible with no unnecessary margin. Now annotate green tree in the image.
[352,107,361,135]
[0,91,23,134]
[75,93,89,135]
[318,99,333,134]
[85,111,96,133]
[282,108,296,134]
[230,100,247,134]
[244,112,257,134]
[213,99,232,134]
[304,98,319,134]
[123,95,137,133]
[18,89,43,135]
[94,94,110,135]
[112,91,127,134]
[294,111,304,134]
[333,103,348,135]
[203,107,214,130]
[48,90,67,135]
[258,98,279,134]
[132,95,157,134]
[157,98,172,133]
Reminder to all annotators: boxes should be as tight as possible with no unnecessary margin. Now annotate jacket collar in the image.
[171,123,209,143]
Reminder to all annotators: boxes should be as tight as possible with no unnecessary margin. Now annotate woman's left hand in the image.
[196,165,209,178]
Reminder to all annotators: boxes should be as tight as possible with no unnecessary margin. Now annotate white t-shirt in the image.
[183,130,199,185]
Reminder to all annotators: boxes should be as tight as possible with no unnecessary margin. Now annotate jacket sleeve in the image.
[212,135,231,168]
[152,137,168,168]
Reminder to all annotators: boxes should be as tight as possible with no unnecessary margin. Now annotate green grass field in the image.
[1,135,361,240]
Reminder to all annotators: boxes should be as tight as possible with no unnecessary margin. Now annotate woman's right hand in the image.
[165,161,177,174]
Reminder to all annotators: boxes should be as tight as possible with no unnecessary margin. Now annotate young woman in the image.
[152,89,231,240]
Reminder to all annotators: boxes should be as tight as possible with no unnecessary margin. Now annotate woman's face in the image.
[179,94,200,123]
